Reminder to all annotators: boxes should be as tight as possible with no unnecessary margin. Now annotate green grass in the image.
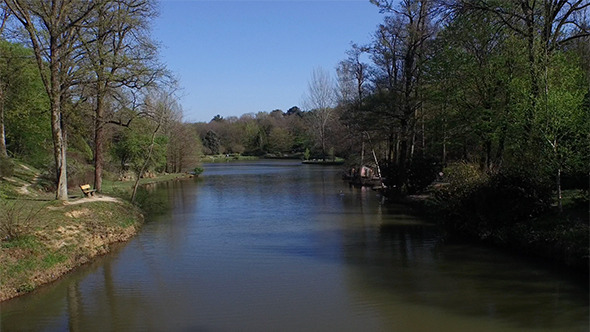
[12,163,41,182]
[41,251,68,269]
[6,257,38,276]
[1,235,40,250]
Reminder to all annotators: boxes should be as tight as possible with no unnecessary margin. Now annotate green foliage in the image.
[0,41,51,167]
[267,127,293,154]
[303,148,311,160]
[41,251,67,269]
[111,121,168,176]
[203,130,221,155]
[193,166,204,175]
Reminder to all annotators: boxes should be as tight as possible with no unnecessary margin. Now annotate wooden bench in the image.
[79,184,96,197]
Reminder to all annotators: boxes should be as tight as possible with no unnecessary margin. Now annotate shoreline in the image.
[0,173,195,302]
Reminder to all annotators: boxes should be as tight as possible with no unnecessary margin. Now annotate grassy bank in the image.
[0,162,191,301]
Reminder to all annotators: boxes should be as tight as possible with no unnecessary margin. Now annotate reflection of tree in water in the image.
[134,183,172,216]
[342,208,589,331]
[67,283,81,331]
[60,180,195,331]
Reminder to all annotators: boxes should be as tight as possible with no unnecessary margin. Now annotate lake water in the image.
[1,161,588,331]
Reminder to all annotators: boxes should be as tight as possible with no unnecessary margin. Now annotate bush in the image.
[0,201,42,241]
[428,162,488,214]
[193,167,204,176]
[462,170,552,226]
[429,164,553,239]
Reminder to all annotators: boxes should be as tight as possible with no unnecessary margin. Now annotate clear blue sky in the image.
[152,0,385,123]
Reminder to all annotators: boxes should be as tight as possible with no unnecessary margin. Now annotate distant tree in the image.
[167,122,202,172]
[286,106,303,117]
[203,130,221,155]
[267,127,292,154]
[211,114,224,122]
[337,43,370,108]
[270,109,284,118]
[303,67,337,160]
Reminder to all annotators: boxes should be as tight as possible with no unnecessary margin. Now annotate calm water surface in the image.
[1,161,588,331]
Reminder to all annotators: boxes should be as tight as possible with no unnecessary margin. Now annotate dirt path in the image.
[65,195,122,205]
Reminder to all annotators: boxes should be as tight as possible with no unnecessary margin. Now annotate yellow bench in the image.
[79,184,96,197]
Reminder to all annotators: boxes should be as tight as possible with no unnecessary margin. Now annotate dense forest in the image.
[0,0,588,210]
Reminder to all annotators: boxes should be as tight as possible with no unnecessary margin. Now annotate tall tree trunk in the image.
[421,114,425,157]
[94,88,104,193]
[51,46,68,201]
[495,121,507,169]
[52,103,68,201]
[556,165,562,213]
[553,139,563,213]
[485,139,492,172]
[387,132,394,163]
[442,135,447,166]
[524,6,538,141]
[398,119,409,190]
[0,86,7,157]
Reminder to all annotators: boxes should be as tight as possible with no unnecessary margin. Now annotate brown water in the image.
[1,161,588,331]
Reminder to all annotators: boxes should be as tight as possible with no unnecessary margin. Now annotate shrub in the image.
[429,164,553,239]
[428,162,488,214]
[0,201,43,241]
[193,167,204,176]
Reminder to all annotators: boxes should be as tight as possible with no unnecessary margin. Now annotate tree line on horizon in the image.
[0,0,588,205]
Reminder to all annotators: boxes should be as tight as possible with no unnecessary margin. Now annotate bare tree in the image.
[303,67,337,160]
[130,87,177,203]
[337,44,370,108]
[5,0,101,200]
[80,0,162,193]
